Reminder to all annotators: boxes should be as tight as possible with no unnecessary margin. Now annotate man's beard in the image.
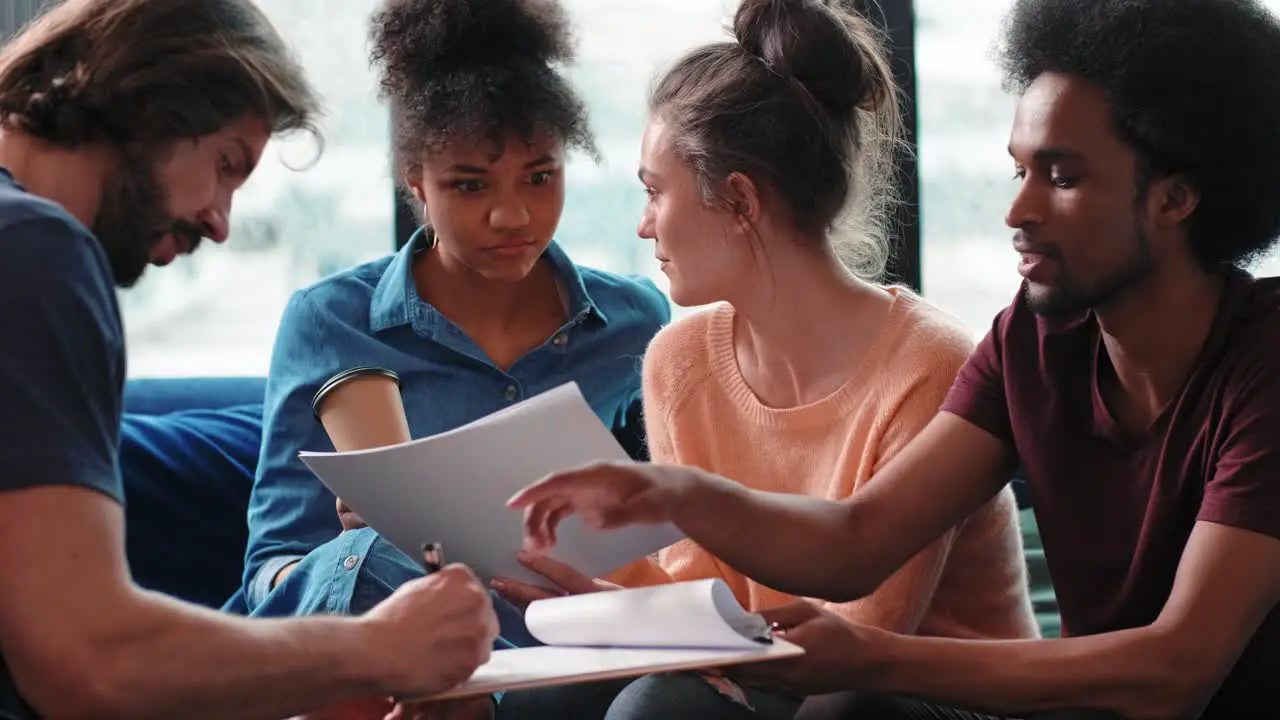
[1025,222,1156,319]
[92,150,202,288]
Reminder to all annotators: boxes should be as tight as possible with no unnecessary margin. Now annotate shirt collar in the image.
[368,228,421,332]
[369,227,608,333]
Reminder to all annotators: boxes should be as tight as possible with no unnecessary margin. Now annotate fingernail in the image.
[491,579,506,590]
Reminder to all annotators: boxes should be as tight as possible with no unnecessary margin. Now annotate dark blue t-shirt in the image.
[0,167,125,718]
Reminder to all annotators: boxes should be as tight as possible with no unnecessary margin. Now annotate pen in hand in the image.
[421,541,445,574]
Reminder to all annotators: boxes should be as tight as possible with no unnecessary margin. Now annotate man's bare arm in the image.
[516,412,1015,602]
[0,485,482,719]
[671,413,1016,601]
[857,521,1280,719]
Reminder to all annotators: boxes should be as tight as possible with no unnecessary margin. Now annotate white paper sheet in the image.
[298,382,684,585]
[525,579,770,649]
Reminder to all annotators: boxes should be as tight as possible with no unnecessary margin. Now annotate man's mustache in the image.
[166,219,206,251]
[1012,230,1060,259]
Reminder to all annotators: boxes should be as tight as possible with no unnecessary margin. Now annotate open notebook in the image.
[425,578,804,701]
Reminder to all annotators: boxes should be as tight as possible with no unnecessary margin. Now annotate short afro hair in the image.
[998,0,1280,271]
[369,0,597,176]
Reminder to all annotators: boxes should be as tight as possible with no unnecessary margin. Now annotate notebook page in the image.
[524,579,768,649]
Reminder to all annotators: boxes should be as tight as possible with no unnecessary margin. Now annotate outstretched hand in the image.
[507,461,701,551]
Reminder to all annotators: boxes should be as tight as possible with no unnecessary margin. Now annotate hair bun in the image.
[733,0,890,121]
[371,0,576,99]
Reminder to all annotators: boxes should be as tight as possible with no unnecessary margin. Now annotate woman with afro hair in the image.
[232,0,669,715]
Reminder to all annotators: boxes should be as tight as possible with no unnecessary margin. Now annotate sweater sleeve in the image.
[819,332,971,634]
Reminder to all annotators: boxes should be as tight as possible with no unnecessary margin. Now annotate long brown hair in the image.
[0,0,321,149]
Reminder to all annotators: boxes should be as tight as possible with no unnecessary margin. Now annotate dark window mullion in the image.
[855,0,921,293]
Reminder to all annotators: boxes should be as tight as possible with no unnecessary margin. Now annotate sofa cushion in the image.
[120,404,262,608]
[123,377,267,416]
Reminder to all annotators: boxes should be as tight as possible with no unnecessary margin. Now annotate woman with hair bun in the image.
[494,0,1038,717]
[234,0,669,715]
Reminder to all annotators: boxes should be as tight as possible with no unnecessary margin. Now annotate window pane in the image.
[916,0,1024,338]
[122,0,394,378]
[916,0,1280,339]
[552,0,733,319]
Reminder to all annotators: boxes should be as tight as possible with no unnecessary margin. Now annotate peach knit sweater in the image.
[612,289,1038,640]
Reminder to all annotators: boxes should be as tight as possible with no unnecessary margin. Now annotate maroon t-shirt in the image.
[942,271,1279,717]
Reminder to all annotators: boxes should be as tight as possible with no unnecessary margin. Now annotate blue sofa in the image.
[120,377,1060,636]
[121,377,267,609]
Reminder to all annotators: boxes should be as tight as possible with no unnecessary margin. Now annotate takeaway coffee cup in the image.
[311,366,411,452]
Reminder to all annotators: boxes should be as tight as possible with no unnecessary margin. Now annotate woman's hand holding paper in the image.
[336,496,367,530]
[490,551,620,609]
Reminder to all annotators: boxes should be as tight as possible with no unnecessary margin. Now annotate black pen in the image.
[752,620,779,645]
[421,541,445,574]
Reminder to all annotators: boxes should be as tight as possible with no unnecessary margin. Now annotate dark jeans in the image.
[795,693,1128,720]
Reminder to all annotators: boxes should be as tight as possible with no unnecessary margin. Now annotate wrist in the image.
[669,468,736,526]
[846,624,905,690]
[346,615,399,697]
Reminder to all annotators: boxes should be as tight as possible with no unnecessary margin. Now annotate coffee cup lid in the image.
[311,366,401,420]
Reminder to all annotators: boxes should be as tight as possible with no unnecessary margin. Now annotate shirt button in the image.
[504,384,518,401]
[552,332,568,347]
[342,555,359,571]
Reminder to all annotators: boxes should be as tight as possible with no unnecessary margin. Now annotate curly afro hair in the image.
[998,0,1280,271]
[369,0,597,176]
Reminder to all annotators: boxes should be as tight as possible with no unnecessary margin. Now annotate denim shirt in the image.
[241,230,670,610]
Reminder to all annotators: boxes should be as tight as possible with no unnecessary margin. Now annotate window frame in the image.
[859,0,921,292]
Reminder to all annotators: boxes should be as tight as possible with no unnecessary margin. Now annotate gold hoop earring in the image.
[424,224,438,250]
